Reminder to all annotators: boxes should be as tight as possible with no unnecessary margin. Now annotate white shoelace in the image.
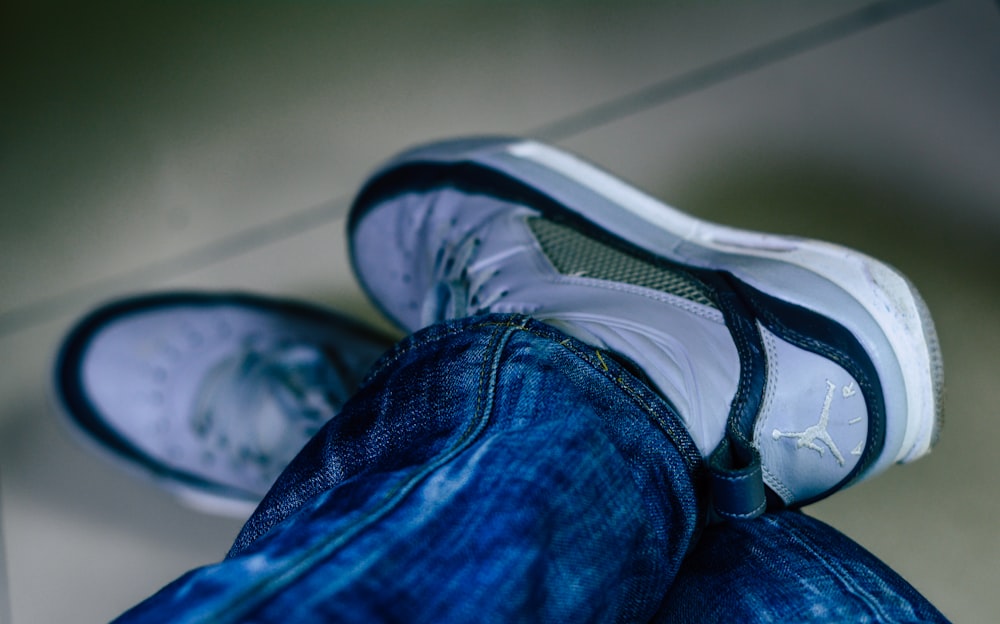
[190,342,350,491]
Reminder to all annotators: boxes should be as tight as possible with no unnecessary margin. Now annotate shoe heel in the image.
[698,226,944,465]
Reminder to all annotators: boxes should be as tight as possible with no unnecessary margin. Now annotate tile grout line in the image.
[0,0,943,340]
[529,0,943,141]
[0,194,351,338]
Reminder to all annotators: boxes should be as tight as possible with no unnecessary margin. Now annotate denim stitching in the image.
[767,514,895,622]
[205,318,519,623]
[207,314,701,621]
[510,319,705,479]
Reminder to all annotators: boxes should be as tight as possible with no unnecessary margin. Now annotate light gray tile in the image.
[3,0,874,319]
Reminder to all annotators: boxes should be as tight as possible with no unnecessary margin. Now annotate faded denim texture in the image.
[116,314,946,623]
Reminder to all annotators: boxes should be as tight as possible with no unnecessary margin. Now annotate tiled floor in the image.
[3,1,998,621]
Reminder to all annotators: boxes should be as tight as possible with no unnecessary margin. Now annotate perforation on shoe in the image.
[528,217,717,308]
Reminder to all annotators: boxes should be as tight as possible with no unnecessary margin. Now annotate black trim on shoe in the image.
[734,281,887,503]
[701,273,887,519]
[701,272,770,521]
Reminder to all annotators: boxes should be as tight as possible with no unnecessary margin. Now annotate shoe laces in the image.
[190,340,352,492]
[420,226,511,326]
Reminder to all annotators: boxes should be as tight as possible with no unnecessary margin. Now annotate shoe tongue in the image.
[190,343,345,491]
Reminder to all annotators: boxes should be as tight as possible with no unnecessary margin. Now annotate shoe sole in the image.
[351,137,943,473]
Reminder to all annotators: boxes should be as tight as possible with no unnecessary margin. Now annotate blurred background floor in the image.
[2,1,998,621]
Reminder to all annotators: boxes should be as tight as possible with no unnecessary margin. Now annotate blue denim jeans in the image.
[116,314,946,623]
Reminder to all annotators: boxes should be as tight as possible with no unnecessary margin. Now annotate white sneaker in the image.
[54,292,394,516]
[348,137,943,520]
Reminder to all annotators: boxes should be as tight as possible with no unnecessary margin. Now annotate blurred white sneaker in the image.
[54,292,394,516]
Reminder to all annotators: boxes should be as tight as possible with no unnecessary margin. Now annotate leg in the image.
[57,136,946,621]
[115,315,706,623]
[657,510,948,623]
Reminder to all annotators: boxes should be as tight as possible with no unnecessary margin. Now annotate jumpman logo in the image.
[772,380,846,466]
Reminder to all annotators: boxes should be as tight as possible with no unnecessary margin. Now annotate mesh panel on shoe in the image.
[528,217,717,308]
